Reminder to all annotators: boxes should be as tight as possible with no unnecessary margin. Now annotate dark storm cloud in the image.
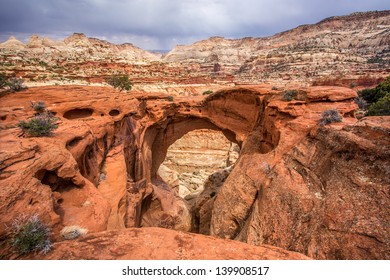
[0,0,389,49]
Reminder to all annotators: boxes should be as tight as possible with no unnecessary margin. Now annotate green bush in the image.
[358,76,390,104]
[319,109,342,126]
[202,90,213,95]
[358,76,390,116]
[10,215,52,255]
[18,113,59,137]
[283,90,298,101]
[167,95,174,102]
[105,73,133,91]
[367,94,390,116]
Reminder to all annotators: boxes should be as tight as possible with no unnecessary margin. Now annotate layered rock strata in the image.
[1,11,389,87]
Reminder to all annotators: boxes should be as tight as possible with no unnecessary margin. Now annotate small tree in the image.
[319,109,342,126]
[18,112,59,137]
[10,215,52,255]
[367,94,390,116]
[105,73,133,91]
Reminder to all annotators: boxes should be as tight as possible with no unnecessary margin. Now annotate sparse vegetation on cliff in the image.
[0,72,7,88]
[0,74,27,91]
[7,77,26,92]
[105,73,133,91]
[10,215,52,255]
[202,90,213,95]
[18,112,59,137]
[367,94,390,116]
[283,90,298,101]
[319,109,342,125]
[358,76,390,116]
[31,101,46,114]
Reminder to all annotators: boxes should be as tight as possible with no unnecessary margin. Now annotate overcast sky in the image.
[0,0,388,50]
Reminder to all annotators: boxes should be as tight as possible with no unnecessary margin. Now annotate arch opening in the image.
[157,128,239,201]
[139,116,241,233]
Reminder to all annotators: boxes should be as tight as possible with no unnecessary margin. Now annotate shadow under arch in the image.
[143,116,238,182]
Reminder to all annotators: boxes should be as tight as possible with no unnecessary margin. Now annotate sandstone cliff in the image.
[165,11,390,86]
[0,84,388,260]
[0,11,389,88]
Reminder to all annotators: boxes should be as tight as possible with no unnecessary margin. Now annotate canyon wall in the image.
[1,11,389,87]
[1,84,388,260]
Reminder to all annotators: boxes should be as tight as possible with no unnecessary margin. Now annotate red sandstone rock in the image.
[0,84,388,260]
[25,228,310,260]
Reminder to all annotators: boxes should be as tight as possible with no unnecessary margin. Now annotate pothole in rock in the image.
[157,129,240,203]
[63,108,93,120]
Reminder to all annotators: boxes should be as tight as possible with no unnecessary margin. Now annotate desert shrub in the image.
[358,76,390,116]
[319,109,342,125]
[7,77,26,92]
[31,101,46,114]
[283,90,298,101]
[354,97,368,110]
[167,95,174,102]
[18,112,59,137]
[367,94,390,116]
[0,72,7,88]
[60,225,88,240]
[358,76,390,104]
[10,215,52,255]
[202,90,213,95]
[105,73,133,91]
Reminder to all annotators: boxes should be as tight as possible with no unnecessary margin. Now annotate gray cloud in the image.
[0,0,388,49]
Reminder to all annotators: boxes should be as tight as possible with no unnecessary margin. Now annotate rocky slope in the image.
[0,33,161,63]
[0,11,389,88]
[0,84,388,260]
[25,227,309,260]
[165,11,390,86]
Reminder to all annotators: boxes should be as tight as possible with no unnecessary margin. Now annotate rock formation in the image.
[0,11,388,87]
[165,11,390,86]
[0,83,388,260]
[158,129,239,199]
[27,228,310,260]
[0,10,389,260]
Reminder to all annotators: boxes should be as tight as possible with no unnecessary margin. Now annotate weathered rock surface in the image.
[165,11,390,86]
[0,84,388,260]
[25,227,310,260]
[210,114,390,260]
[0,11,389,87]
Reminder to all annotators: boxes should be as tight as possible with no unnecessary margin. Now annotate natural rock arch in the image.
[136,88,280,184]
[145,117,238,181]
[113,88,283,232]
